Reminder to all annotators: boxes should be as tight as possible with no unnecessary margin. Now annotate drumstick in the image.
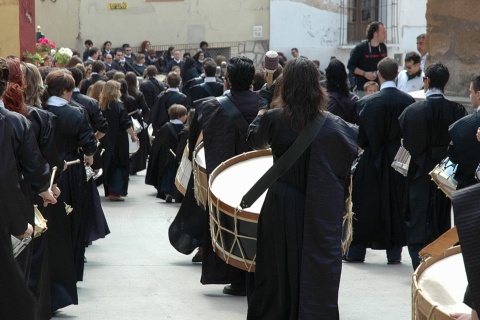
[169,149,176,157]
[65,159,81,167]
[264,51,279,90]
[43,166,58,207]
[128,109,140,116]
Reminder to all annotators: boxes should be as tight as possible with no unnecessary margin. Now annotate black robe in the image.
[352,87,415,248]
[150,90,188,132]
[145,121,184,196]
[26,106,62,320]
[0,114,36,320]
[327,91,359,124]
[399,95,467,246]
[448,110,480,189]
[46,102,97,312]
[247,109,358,320]
[200,90,259,285]
[139,78,166,124]
[129,92,149,174]
[100,101,132,196]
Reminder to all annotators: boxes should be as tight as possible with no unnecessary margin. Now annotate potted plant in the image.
[23,51,44,66]
[54,47,73,67]
[35,37,56,57]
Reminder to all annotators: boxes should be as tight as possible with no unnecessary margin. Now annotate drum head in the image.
[129,139,140,154]
[194,142,206,169]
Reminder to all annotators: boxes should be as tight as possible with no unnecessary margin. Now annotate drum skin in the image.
[175,145,192,196]
[208,149,273,272]
[412,246,470,320]
[193,142,208,210]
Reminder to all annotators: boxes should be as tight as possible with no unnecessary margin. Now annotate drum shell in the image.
[430,157,458,198]
[208,149,273,272]
[412,246,468,320]
[193,142,208,210]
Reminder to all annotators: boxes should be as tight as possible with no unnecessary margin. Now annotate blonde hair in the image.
[99,80,121,111]
[168,104,187,120]
[22,62,44,106]
[87,80,106,101]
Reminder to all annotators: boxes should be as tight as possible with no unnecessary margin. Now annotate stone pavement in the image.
[53,171,414,320]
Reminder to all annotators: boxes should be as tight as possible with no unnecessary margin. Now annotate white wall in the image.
[269,0,427,70]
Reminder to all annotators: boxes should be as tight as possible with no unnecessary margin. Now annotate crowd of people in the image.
[2,20,480,320]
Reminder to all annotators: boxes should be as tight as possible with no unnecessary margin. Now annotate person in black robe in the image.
[41,70,97,313]
[0,112,37,320]
[448,74,480,190]
[247,58,358,319]
[22,62,64,320]
[199,56,259,295]
[399,62,467,270]
[139,66,166,124]
[149,72,188,132]
[125,72,149,174]
[99,80,138,201]
[347,58,416,263]
[1,58,56,288]
[145,104,186,201]
[69,67,110,247]
[189,60,224,106]
[325,58,359,124]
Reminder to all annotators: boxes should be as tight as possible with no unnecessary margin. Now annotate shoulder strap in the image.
[216,94,249,134]
[166,122,179,141]
[124,59,142,77]
[200,82,215,97]
[240,114,327,209]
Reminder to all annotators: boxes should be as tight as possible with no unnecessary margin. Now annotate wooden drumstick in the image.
[265,51,279,90]
[65,159,81,167]
[169,149,176,157]
[43,166,58,207]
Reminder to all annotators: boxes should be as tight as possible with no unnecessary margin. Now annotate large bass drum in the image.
[412,246,470,319]
[193,142,208,210]
[208,149,273,272]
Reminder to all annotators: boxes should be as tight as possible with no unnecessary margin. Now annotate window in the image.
[340,0,399,45]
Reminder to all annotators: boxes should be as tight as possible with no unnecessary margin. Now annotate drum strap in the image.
[240,114,327,209]
[200,83,215,97]
[216,95,249,134]
[166,123,179,141]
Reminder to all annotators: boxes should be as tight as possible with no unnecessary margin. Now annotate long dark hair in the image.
[273,58,327,131]
[125,72,139,97]
[4,58,28,116]
[325,58,350,97]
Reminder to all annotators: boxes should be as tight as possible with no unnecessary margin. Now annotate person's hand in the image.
[476,127,480,142]
[51,184,61,198]
[364,71,377,81]
[19,223,33,238]
[131,134,139,143]
[40,190,57,205]
[451,312,472,320]
[84,155,94,167]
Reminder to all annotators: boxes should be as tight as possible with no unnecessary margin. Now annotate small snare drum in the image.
[430,157,458,198]
[175,145,192,196]
[34,205,48,238]
[392,144,411,177]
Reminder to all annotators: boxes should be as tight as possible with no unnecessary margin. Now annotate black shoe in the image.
[223,284,246,296]
[387,259,401,265]
[165,194,173,203]
[191,247,203,263]
[342,256,364,263]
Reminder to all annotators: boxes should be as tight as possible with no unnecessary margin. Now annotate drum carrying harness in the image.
[240,113,327,209]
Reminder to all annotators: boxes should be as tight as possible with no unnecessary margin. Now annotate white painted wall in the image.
[270,0,427,71]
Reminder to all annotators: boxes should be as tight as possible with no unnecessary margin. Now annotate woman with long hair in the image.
[325,58,359,124]
[22,62,64,320]
[139,40,151,55]
[86,80,105,101]
[181,57,200,84]
[125,72,149,173]
[41,69,97,314]
[99,80,138,200]
[247,58,358,319]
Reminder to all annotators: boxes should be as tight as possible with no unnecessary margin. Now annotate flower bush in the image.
[54,47,73,65]
[36,37,56,53]
[23,51,44,65]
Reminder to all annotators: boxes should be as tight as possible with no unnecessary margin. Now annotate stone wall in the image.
[426,0,480,96]
[238,40,269,69]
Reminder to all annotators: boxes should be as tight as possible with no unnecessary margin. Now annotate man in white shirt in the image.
[417,33,429,70]
[397,52,424,93]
